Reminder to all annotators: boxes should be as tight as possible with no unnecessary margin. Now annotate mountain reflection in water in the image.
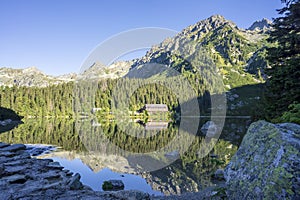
[0,118,250,195]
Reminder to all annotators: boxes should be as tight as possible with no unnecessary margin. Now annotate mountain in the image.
[78,60,132,80]
[247,18,272,32]
[128,15,270,89]
[0,15,271,88]
[0,66,75,87]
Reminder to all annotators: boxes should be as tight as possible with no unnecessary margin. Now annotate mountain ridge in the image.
[0,15,271,88]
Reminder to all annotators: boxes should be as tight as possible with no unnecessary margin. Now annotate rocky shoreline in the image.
[0,142,151,200]
[0,142,221,200]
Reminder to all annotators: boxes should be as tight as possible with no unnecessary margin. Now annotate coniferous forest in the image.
[0,1,299,199]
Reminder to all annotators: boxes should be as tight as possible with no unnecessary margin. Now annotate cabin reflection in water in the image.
[145,121,168,130]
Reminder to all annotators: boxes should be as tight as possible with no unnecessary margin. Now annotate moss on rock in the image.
[224,120,300,199]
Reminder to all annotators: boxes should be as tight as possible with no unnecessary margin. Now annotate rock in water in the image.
[102,180,124,191]
[201,121,218,137]
[224,120,300,199]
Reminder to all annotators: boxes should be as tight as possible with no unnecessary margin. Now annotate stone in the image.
[25,144,56,156]
[68,173,83,190]
[0,151,17,157]
[42,171,61,180]
[102,180,124,191]
[224,120,300,199]
[0,144,26,152]
[0,164,4,176]
[46,161,64,170]
[201,121,218,137]
[0,142,10,148]
[43,182,62,190]
[5,174,27,184]
[232,94,239,98]
[5,165,28,175]
[3,159,25,166]
[109,190,150,200]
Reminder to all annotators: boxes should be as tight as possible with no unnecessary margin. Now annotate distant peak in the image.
[23,66,43,73]
[248,18,272,31]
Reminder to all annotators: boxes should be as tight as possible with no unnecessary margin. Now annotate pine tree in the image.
[265,0,300,121]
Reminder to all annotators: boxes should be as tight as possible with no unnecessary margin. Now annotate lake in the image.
[0,117,250,195]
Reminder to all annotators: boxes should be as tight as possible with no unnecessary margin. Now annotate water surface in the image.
[0,118,249,195]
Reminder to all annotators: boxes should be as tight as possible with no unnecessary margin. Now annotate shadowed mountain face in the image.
[0,15,271,88]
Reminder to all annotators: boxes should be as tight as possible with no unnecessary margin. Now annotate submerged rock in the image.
[102,179,125,191]
[224,120,300,199]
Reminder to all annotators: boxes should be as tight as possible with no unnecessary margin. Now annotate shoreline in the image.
[0,142,221,200]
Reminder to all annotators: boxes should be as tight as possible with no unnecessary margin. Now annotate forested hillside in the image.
[1,10,298,123]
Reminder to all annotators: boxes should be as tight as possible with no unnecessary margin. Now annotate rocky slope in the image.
[0,61,132,87]
[128,15,271,89]
[247,18,272,32]
[79,60,132,80]
[224,121,300,199]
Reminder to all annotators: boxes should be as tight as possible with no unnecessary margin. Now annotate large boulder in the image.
[224,120,300,199]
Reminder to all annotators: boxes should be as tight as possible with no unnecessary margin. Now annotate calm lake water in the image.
[0,117,250,195]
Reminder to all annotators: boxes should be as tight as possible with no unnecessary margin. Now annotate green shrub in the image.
[277,102,300,124]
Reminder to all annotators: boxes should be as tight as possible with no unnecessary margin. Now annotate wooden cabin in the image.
[142,104,168,113]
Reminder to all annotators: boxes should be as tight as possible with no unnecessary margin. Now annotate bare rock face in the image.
[224,120,300,199]
[247,18,272,32]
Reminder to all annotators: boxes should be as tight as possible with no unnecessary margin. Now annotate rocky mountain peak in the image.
[247,18,272,31]
[180,14,236,38]
[208,14,226,22]
[78,60,132,80]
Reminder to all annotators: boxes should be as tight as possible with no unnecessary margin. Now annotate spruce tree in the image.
[265,0,300,121]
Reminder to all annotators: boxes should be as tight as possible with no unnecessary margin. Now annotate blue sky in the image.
[0,0,283,75]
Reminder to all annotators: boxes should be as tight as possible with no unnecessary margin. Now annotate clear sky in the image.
[0,0,284,75]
